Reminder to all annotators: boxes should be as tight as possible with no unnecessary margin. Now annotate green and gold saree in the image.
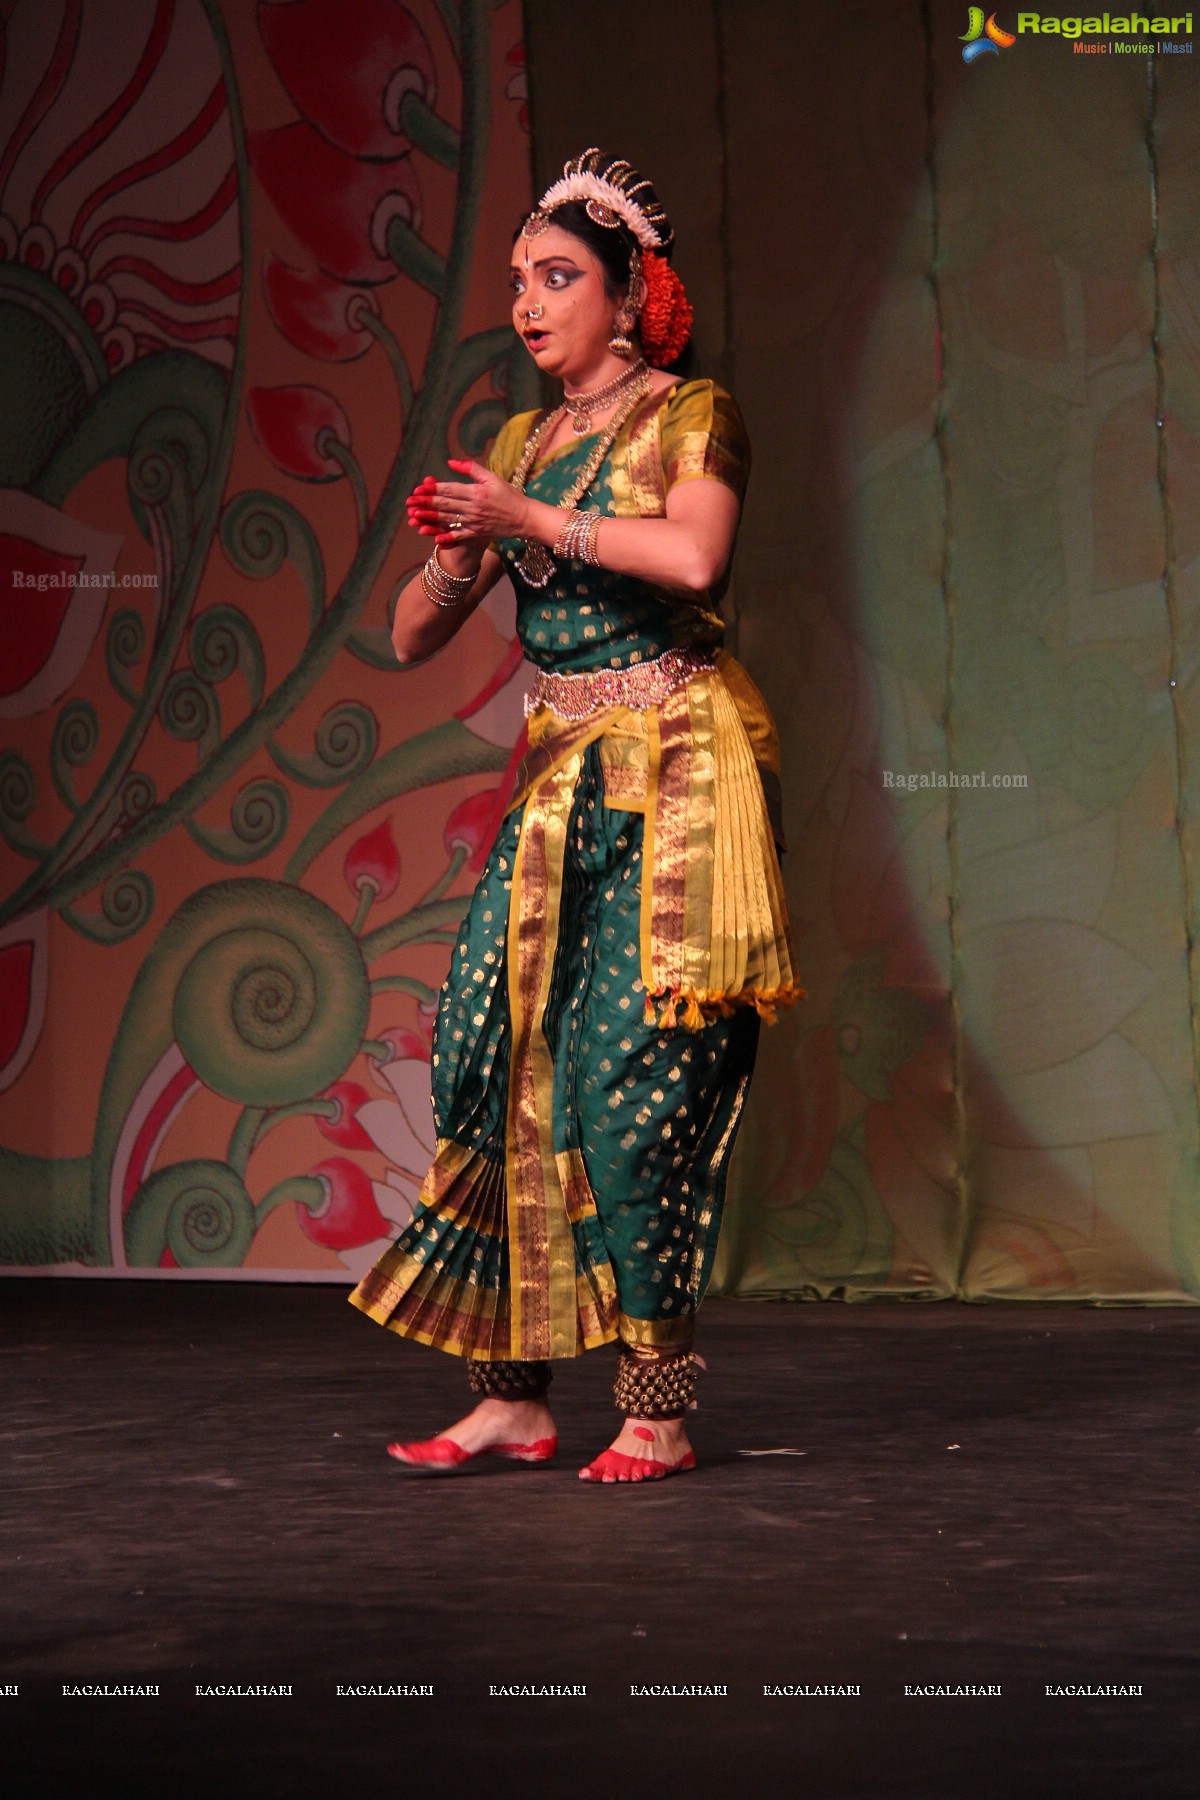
[350,379,800,1362]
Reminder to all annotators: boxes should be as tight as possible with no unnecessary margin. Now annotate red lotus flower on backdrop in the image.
[258,0,437,159]
[444,789,504,873]
[504,42,530,134]
[316,1080,376,1151]
[298,1156,390,1249]
[305,1028,435,1277]
[263,255,380,362]
[251,0,435,368]
[246,385,353,480]
[249,122,423,287]
[343,817,401,904]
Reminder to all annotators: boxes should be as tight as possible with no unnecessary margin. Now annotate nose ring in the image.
[524,303,545,321]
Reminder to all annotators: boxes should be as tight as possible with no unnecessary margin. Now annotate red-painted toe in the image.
[578,1447,697,1484]
[387,1433,558,1471]
[387,1436,470,1469]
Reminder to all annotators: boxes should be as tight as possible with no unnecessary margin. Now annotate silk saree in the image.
[350,379,800,1362]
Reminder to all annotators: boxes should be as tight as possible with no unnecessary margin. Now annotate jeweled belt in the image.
[523,646,715,722]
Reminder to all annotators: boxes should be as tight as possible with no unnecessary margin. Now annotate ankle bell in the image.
[466,1358,552,1401]
[613,1346,700,1419]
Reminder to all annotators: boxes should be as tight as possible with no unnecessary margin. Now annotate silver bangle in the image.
[421,546,475,608]
[552,509,603,567]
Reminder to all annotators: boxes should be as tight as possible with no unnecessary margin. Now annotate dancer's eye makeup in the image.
[509,258,582,292]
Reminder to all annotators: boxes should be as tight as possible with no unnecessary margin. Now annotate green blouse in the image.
[487,377,750,675]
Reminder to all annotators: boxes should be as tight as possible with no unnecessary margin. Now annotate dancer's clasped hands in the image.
[406,458,530,549]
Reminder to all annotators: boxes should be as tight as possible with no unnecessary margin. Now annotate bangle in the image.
[552,509,604,567]
[421,546,475,609]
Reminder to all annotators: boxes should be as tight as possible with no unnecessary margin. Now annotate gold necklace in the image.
[562,358,649,434]
[509,365,652,588]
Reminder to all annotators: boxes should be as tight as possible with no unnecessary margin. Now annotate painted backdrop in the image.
[0,0,536,1278]
[5,0,1200,1302]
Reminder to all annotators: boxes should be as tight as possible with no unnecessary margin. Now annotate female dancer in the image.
[350,150,800,1483]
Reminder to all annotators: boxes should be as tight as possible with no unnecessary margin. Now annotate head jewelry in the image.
[523,148,674,256]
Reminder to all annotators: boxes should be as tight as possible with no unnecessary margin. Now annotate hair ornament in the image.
[531,147,673,254]
[585,198,621,230]
[638,252,693,368]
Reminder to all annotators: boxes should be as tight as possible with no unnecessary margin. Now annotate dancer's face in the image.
[510,224,620,384]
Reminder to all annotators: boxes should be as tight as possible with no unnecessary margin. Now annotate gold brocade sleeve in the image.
[658,379,751,502]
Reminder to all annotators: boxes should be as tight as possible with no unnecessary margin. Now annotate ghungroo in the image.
[614,1346,699,1420]
[466,1358,552,1401]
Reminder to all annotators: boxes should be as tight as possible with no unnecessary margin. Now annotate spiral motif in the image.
[231,953,316,1051]
[129,407,210,509]
[127,440,180,508]
[106,611,146,699]
[65,867,157,944]
[220,490,288,578]
[172,883,369,1105]
[52,699,99,772]
[270,702,379,789]
[219,489,324,622]
[109,610,146,666]
[230,779,289,853]
[0,751,36,824]
[124,1159,255,1268]
[319,702,378,773]
[188,779,289,866]
[190,604,265,704]
[160,669,219,746]
[100,870,155,936]
[118,771,157,825]
[1066,656,1148,778]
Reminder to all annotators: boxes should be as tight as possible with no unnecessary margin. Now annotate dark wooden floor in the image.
[2,1281,1198,1799]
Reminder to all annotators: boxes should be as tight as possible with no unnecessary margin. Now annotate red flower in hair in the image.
[639,253,693,369]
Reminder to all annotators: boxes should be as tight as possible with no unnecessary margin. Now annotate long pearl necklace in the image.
[508,364,652,588]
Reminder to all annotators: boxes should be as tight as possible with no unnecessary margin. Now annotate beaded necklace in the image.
[508,363,652,588]
[562,357,649,433]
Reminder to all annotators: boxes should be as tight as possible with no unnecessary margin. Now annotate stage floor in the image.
[2,1281,1198,1798]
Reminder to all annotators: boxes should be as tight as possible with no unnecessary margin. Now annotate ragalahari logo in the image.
[961,8,1017,59]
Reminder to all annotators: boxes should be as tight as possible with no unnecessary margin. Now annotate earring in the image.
[608,308,635,356]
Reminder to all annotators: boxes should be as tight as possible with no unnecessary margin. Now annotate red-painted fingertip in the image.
[447,458,471,472]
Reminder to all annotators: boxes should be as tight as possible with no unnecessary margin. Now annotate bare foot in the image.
[419,1396,556,1454]
[578,1415,695,1483]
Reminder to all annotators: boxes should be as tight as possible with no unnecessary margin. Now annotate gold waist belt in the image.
[523,646,715,722]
